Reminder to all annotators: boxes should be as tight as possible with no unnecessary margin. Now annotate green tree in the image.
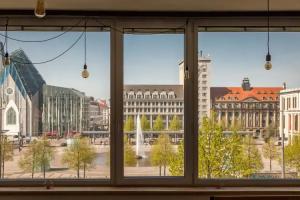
[241,135,263,177]
[198,113,262,178]
[124,116,134,132]
[224,130,245,177]
[0,137,13,178]
[62,136,97,178]
[169,140,184,176]
[150,134,174,176]
[18,140,41,178]
[262,137,279,172]
[18,137,53,179]
[153,115,164,131]
[37,136,54,178]
[198,115,229,178]
[264,123,277,139]
[169,115,181,131]
[124,135,137,166]
[141,115,150,131]
[284,135,300,176]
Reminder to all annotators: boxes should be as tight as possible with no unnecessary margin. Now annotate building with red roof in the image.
[211,78,283,136]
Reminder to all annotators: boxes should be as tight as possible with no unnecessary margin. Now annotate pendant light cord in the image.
[267,0,270,54]
[5,18,8,54]
[84,19,87,65]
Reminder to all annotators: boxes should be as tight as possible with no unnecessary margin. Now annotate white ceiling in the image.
[0,0,299,12]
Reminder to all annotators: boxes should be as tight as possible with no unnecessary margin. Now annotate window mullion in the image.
[184,20,198,184]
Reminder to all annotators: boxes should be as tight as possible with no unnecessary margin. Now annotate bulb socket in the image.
[266,53,271,62]
[83,64,87,69]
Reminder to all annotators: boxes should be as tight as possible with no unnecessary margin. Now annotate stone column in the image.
[298,114,300,132]
[245,112,249,129]
[260,111,263,128]
[253,112,256,128]
[166,115,169,130]
[267,112,270,127]
[225,111,228,128]
[150,114,153,129]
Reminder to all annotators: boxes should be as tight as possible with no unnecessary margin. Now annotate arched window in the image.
[7,107,16,125]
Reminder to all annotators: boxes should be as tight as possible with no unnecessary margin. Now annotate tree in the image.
[262,137,279,172]
[169,115,181,131]
[241,135,263,177]
[18,136,53,179]
[37,136,54,178]
[150,134,174,176]
[0,137,13,178]
[153,115,164,131]
[124,116,134,132]
[18,140,41,178]
[124,135,137,166]
[284,135,300,176]
[141,115,150,131]
[198,113,262,178]
[264,123,277,139]
[169,140,184,176]
[198,115,229,178]
[62,136,97,178]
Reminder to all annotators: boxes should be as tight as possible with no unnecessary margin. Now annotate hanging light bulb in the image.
[81,64,89,78]
[4,53,10,66]
[265,53,272,70]
[35,0,46,18]
[264,0,272,70]
[81,19,89,79]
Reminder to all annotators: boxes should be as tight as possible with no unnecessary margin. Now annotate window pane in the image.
[198,31,300,179]
[123,33,184,176]
[0,31,110,179]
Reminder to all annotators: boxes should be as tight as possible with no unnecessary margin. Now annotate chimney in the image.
[283,82,286,89]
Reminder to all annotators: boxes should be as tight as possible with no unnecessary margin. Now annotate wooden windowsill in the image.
[0,186,300,195]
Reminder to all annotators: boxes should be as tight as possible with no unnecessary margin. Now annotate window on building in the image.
[123,32,184,177]
[6,107,16,125]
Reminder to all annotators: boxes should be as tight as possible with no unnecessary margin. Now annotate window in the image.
[6,107,16,125]
[197,30,298,181]
[1,16,300,187]
[0,30,111,180]
[123,32,184,177]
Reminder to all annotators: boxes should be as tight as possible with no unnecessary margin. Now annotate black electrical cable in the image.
[84,19,87,65]
[267,0,270,54]
[3,31,84,65]
[0,18,84,43]
[5,19,8,54]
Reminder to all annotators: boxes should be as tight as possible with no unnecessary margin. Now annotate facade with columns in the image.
[280,88,300,142]
[211,78,282,136]
[124,85,184,130]
[123,54,211,130]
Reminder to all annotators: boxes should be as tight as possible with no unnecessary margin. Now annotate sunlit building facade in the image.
[280,88,300,142]
[211,78,282,136]
[0,43,89,137]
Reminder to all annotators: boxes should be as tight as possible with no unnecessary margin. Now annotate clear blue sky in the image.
[3,31,300,99]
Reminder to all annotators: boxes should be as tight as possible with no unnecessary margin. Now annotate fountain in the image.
[135,114,145,159]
